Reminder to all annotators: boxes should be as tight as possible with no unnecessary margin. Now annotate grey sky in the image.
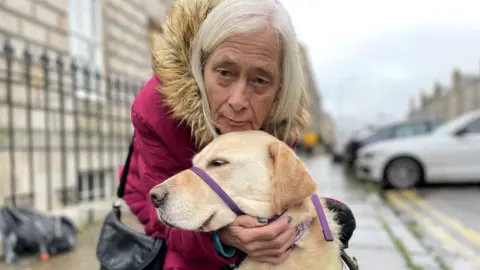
[280,0,480,133]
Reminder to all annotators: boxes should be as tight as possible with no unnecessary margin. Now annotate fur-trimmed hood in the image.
[152,0,309,149]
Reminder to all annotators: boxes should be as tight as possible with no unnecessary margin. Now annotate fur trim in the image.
[152,0,309,149]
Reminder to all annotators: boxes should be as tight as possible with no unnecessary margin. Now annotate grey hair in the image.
[190,0,303,141]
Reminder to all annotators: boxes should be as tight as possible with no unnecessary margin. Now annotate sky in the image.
[280,0,480,135]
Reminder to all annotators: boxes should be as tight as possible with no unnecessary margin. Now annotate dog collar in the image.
[190,166,333,241]
[293,219,313,244]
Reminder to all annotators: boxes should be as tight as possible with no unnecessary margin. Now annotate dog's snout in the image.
[150,188,168,208]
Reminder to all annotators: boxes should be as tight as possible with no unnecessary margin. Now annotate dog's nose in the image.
[150,188,168,208]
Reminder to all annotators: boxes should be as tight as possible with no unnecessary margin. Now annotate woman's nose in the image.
[228,83,249,111]
[150,187,168,208]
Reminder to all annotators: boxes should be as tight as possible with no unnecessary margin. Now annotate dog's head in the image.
[149,130,317,231]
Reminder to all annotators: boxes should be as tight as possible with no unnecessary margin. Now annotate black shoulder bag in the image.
[96,138,167,270]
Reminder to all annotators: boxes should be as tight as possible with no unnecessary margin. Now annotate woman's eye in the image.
[217,70,231,77]
[254,77,268,85]
[209,159,229,167]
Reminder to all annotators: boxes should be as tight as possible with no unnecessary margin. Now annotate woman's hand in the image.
[217,215,295,264]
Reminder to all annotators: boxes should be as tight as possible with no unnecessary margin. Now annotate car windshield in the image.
[430,120,445,130]
[432,112,479,134]
[393,123,429,138]
[362,127,392,144]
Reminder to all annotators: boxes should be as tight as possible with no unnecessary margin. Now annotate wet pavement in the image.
[1,155,428,269]
[385,185,480,270]
[304,156,434,270]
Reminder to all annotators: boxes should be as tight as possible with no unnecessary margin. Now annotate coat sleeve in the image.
[131,111,240,265]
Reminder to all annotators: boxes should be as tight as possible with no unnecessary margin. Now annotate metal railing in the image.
[0,34,142,211]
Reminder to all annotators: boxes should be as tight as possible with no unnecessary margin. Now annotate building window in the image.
[76,169,108,202]
[68,0,103,98]
[57,187,80,206]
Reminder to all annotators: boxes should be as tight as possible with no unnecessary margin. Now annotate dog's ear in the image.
[268,141,317,214]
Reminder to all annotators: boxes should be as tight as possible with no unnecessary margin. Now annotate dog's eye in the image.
[209,159,229,167]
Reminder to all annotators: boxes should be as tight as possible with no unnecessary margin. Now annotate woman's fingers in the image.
[247,224,296,256]
[224,214,296,261]
[236,215,289,244]
[245,216,291,242]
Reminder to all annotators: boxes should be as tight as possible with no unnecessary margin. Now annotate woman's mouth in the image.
[225,118,248,127]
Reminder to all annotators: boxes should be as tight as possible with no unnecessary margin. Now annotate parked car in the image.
[331,130,351,163]
[344,119,444,170]
[355,110,480,189]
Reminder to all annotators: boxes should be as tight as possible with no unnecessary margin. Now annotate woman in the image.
[123,0,356,269]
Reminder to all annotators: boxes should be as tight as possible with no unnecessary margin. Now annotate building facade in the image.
[0,0,172,227]
[319,112,334,146]
[298,43,333,147]
[408,69,480,120]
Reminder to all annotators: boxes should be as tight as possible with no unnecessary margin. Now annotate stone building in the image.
[319,112,334,146]
[298,43,333,146]
[0,0,172,228]
[408,69,480,121]
[299,44,323,133]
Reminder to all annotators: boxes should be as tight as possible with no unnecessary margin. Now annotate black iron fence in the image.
[0,34,143,211]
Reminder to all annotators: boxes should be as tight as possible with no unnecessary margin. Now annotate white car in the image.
[355,110,480,189]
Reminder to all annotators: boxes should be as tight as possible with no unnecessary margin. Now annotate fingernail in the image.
[257,218,268,224]
[287,216,292,224]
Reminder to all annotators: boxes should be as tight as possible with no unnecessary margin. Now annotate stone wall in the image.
[0,0,70,52]
[0,0,171,215]
[103,0,170,78]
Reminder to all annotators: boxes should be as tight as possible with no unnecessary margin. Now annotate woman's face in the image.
[203,28,282,134]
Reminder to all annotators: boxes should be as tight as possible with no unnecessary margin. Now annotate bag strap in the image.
[117,136,134,199]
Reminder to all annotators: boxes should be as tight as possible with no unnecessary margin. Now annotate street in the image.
[1,155,434,270]
[385,184,480,269]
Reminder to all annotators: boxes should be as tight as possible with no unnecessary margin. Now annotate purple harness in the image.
[190,166,334,243]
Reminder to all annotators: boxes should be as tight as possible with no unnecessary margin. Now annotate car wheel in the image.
[384,157,423,189]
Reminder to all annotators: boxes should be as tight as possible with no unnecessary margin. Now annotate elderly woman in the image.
[123,0,356,269]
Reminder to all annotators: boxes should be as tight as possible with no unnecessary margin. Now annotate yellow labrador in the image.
[150,130,342,269]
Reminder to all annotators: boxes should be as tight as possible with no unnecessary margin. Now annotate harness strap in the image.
[190,166,244,215]
[311,194,334,242]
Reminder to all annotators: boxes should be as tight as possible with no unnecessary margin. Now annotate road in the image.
[385,184,480,269]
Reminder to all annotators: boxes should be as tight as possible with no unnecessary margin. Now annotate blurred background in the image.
[0,0,479,269]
